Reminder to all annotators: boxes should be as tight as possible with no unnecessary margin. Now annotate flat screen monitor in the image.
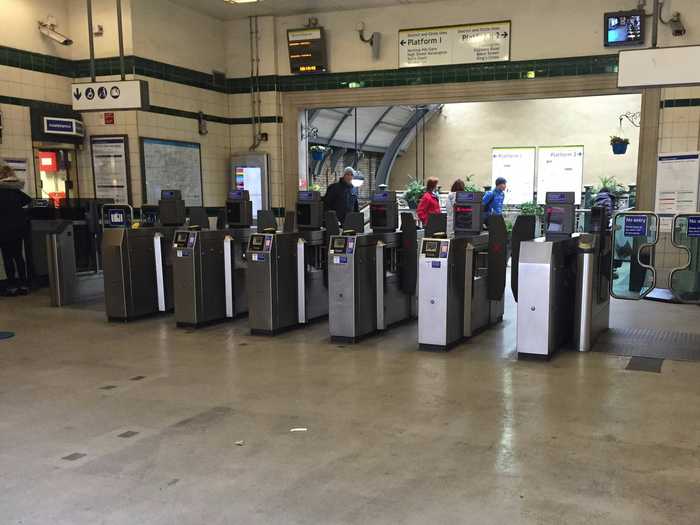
[604,10,644,47]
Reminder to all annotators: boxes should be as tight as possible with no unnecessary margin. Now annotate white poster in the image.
[399,21,510,68]
[491,147,536,205]
[2,158,29,187]
[536,146,584,205]
[91,136,130,204]
[142,138,202,206]
[234,165,263,217]
[654,152,700,214]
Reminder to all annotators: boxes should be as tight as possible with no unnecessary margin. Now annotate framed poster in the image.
[654,152,700,214]
[491,147,536,204]
[536,146,584,205]
[90,135,131,204]
[140,138,203,206]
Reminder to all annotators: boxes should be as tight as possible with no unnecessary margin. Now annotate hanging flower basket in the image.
[610,136,629,155]
[310,145,327,161]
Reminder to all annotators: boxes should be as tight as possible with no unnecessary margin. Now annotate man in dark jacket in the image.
[594,186,615,228]
[0,165,32,296]
[323,167,359,225]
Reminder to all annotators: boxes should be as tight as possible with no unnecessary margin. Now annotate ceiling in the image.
[168,0,440,21]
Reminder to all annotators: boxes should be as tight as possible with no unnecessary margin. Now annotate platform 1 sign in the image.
[71,80,149,111]
[399,21,510,68]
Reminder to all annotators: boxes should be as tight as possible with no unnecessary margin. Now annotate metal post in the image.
[116,0,126,80]
[86,0,96,81]
[652,0,660,48]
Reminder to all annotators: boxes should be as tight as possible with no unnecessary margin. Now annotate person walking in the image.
[594,186,616,227]
[323,167,359,225]
[0,165,32,296]
[416,177,441,227]
[483,177,507,222]
[446,179,465,237]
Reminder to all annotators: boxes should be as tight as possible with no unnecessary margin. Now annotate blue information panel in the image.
[687,216,700,238]
[624,215,648,237]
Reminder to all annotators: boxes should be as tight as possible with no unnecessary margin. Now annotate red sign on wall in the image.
[104,112,115,125]
[38,151,57,172]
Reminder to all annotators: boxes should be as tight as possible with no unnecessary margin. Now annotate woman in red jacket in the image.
[416,177,441,226]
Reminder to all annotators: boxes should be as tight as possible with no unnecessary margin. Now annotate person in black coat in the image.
[323,167,359,225]
[0,165,32,296]
[594,186,616,229]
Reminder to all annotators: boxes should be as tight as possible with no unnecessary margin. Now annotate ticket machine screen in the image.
[173,231,189,248]
[250,234,265,251]
[331,237,347,254]
[422,240,440,257]
[109,210,125,226]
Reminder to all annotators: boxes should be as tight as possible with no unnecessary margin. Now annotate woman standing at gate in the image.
[416,177,441,227]
[0,164,31,296]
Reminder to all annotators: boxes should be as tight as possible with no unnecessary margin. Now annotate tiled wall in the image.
[658,87,700,154]
[0,103,35,196]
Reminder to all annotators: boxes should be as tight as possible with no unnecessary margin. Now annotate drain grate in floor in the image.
[594,328,700,362]
[626,356,664,373]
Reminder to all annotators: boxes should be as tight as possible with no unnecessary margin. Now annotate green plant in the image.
[595,175,626,196]
[610,135,630,146]
[464,173,480,193]
[518,200,544,216]
[310,145,327,152]
[403,177,425,209]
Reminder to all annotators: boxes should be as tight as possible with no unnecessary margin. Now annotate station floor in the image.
[1,291,699,524]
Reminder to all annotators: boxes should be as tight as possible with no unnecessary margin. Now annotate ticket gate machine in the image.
[171,191,252,327]
[296,191,330,323]
[418,192,507,351]
[246,211,301,335]
[328,192,419,343]
[102,191,185,321]
[517,192,579,358]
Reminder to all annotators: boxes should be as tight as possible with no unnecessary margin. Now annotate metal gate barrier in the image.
[610,212,659,300]
[669,214,700,304]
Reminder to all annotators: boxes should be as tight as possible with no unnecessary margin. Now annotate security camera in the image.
[669,12,686,37]
[38,21,73,46]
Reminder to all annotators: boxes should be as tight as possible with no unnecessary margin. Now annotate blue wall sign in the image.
[624,215,648,237]
[43,117,85,137]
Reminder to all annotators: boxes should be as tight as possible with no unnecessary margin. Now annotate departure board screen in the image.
[288,28,328,75]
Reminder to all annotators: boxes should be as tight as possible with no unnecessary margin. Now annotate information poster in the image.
[91,136,130,204]
[654,152,700,214]
[492,147,536,204]
[234,165,263,217]
[141,138,202,206]
[536,146,584,205]
[1,158,29,187]
[399,21,510,68]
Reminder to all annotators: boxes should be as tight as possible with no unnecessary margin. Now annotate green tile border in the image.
[661,98,700,108]
[1,45,619,96]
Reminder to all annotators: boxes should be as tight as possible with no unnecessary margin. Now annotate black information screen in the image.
[454,206,474,231]
[174,231,189,245]
[288,28,328,75]
[423,240,440,257]
[604,10,644,47]
[297,204,311,226]
[370,205,387,227]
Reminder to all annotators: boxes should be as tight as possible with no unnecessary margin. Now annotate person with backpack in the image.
[0,164,32,296]
[483,177,507,221]
[594,186,616,228]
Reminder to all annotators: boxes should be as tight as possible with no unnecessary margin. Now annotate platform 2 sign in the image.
[399,21,511,68]
[288,28,328,75]
[624,215,648,237]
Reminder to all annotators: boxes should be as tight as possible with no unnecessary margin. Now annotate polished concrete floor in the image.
[0,291,699,524]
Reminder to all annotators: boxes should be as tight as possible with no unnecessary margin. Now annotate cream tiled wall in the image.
[658,87,700,154]
[0,103,35,196]
[0,65,73,106]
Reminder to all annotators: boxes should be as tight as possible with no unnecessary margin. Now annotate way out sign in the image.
[71,79,149,111]
[399,21,511,68]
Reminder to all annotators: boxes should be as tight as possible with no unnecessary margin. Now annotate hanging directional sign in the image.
[399,21,511,68]
[71,79,149,111]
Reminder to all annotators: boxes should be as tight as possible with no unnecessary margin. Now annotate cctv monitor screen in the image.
[604,10,644,47]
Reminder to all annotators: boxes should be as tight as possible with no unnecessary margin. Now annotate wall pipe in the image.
[116,0,126,80]
[86,0,96,81]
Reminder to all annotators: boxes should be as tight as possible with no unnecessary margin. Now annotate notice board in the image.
[536,146,584,205]
[91,135,131,204]
[654,152,700,214]
[491,147,536,205]
[141,138,202,206]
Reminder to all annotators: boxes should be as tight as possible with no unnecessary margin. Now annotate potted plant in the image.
[610,136,630,155]
[310,145,327,161]
[403,177,425,210]
[464,174,480,193]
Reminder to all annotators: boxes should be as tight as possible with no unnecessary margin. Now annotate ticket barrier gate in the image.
[246,211,301,335]
[418,192,507,351]
[172,191,252,327]
[101,190,185,321]
[328,192,418,343]
[669,214,700,303]
[609,211,659,301]
[517,193,612,358]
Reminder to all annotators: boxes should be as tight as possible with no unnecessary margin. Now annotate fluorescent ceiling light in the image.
[224,0,259,4]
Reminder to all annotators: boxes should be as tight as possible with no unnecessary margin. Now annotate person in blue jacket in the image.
[483,177,507,221]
